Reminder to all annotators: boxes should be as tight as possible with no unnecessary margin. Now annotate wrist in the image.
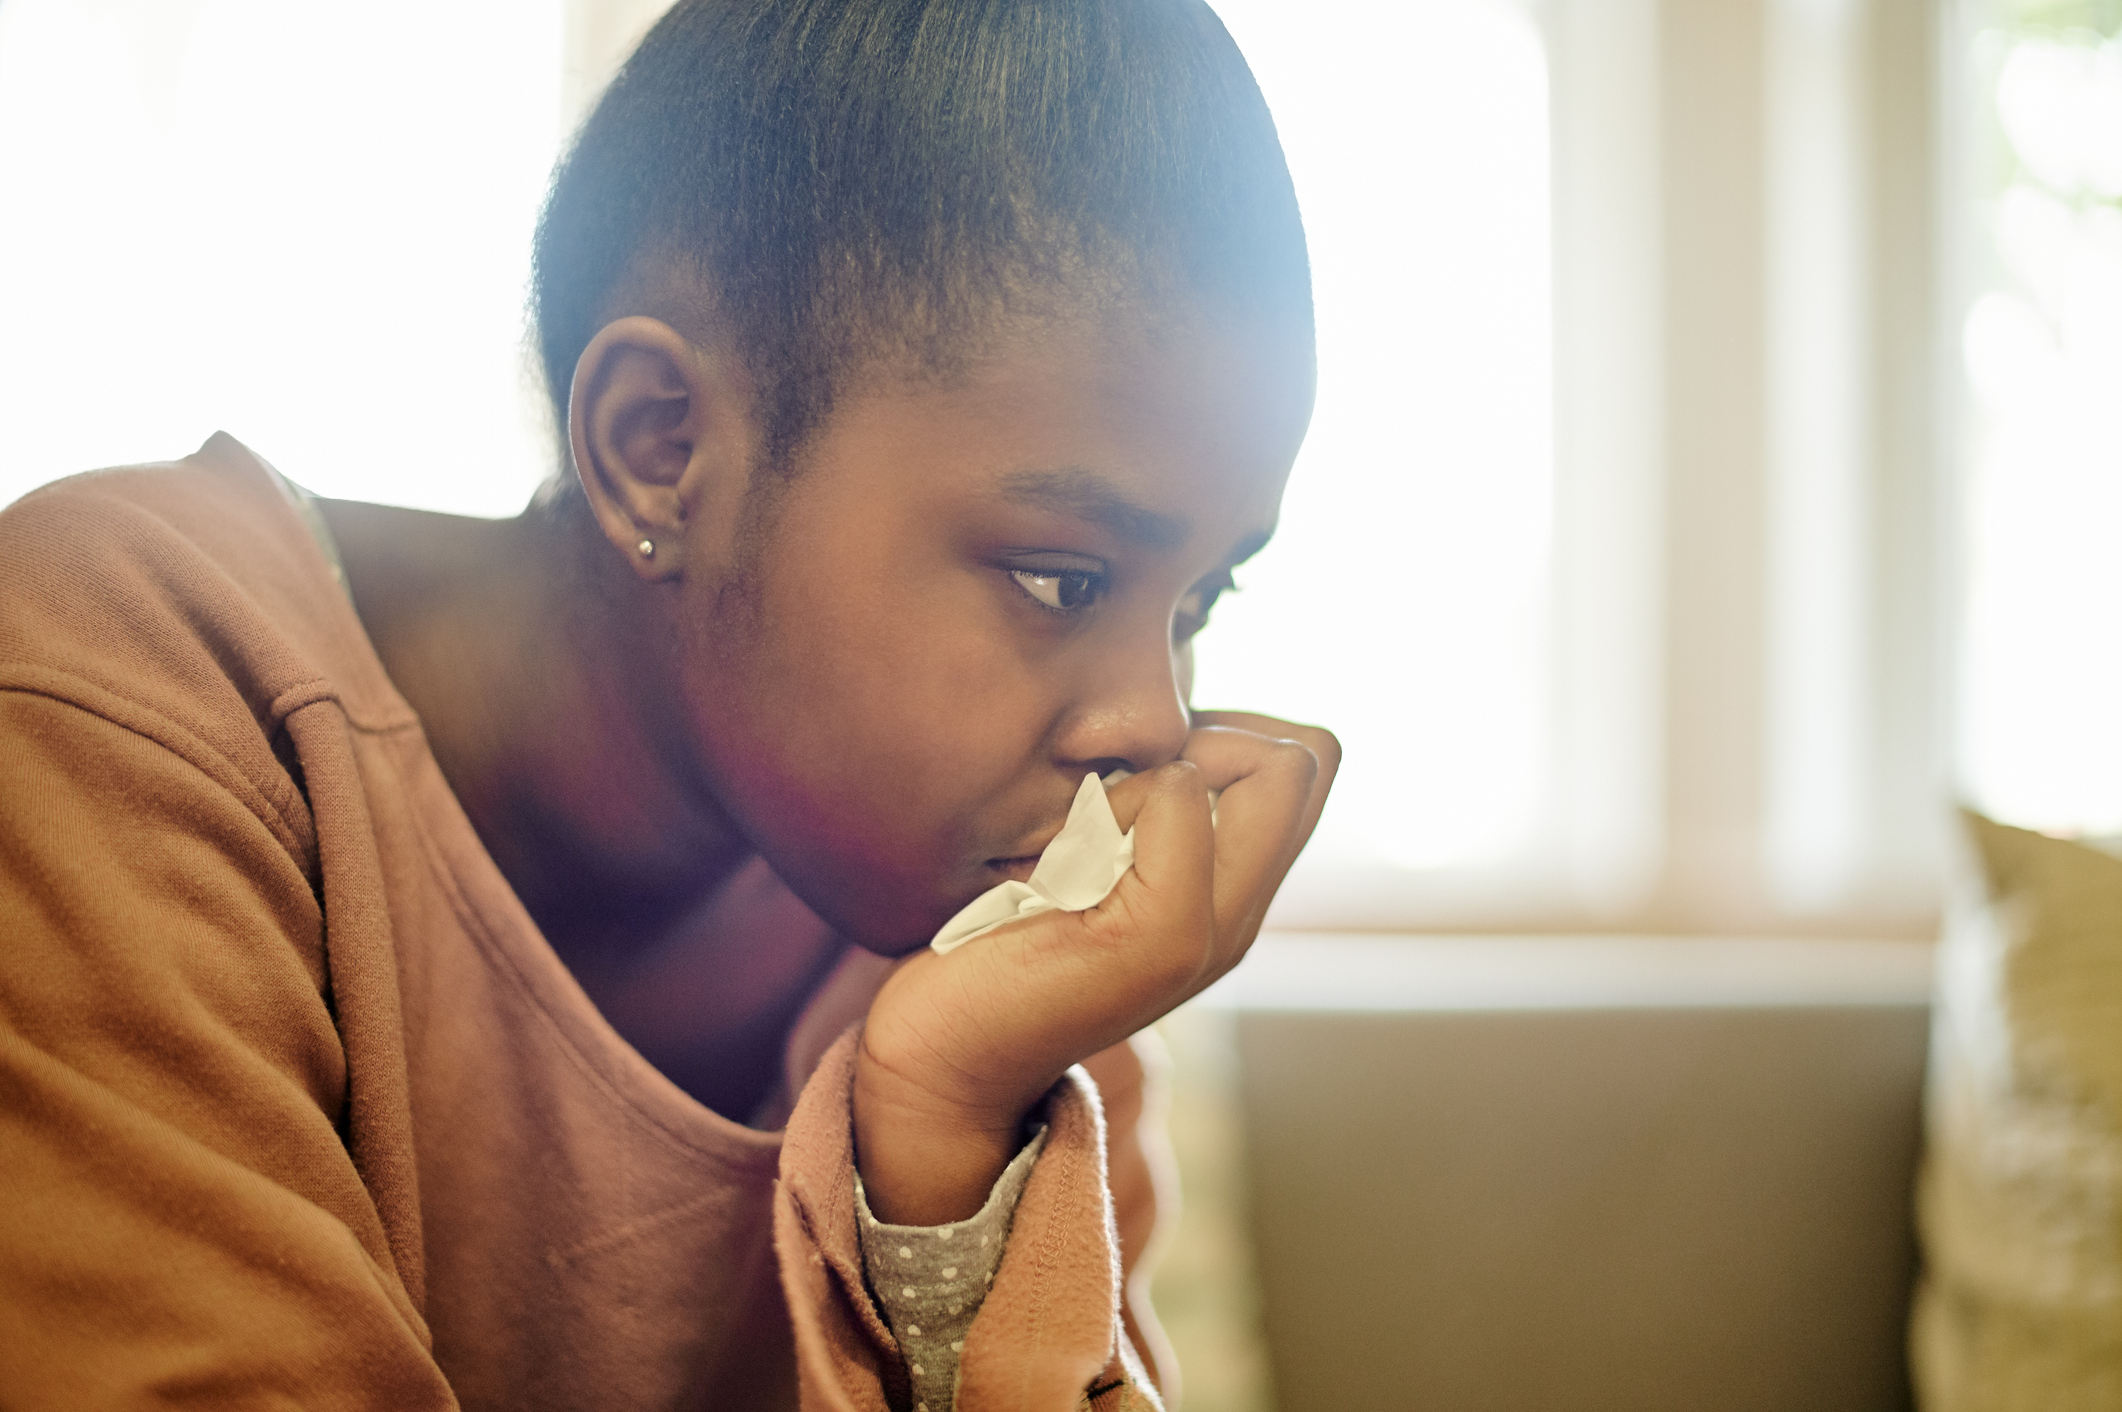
[853,1045,1040,1225]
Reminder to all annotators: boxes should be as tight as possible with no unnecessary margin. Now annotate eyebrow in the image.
[997,468,1190,551]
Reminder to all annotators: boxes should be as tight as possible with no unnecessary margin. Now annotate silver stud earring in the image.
[637,538,656,559]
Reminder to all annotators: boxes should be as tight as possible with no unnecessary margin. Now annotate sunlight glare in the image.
[1961,26,2122,834]
[0,0,564,517]
[1191,0,1554,872]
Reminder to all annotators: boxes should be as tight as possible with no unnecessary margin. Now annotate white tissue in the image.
[930,772,1136,954]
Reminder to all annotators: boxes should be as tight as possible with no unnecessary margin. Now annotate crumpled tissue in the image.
[931,771,1135,954]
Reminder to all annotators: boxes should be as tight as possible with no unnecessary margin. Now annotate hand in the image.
[853,711,1339,1224]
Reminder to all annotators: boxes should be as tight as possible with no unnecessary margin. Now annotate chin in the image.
[845,930,936,961]
[815,889,948,959]
[794,854,996,959]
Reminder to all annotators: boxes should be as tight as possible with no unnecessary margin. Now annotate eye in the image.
[1011,568,1103,612]
[1174,570,1237,641]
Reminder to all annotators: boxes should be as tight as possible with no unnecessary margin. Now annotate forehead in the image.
[804,307,1316,545]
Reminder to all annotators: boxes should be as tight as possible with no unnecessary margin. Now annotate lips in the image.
[975,792,1079,887]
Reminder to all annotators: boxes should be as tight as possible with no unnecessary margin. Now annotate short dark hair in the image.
[531,0,1311,472]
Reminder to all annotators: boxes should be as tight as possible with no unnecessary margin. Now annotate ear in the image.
[568,316,754,581]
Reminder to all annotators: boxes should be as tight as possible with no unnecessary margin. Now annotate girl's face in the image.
[672,312,1314,954]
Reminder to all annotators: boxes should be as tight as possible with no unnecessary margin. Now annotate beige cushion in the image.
[1913,812,2122,1410]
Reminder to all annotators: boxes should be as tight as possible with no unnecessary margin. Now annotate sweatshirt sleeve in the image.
[0,687,456,1410]
[857,1126,1048,1412]
[774,1029,1171,1412]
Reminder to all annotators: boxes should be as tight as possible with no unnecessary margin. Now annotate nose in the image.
[1049,633,1193,778]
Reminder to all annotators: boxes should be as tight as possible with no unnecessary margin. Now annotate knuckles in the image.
[1265,722,1339,773]
[1271,733,1324,777]
[1297,724,1343,775]
[1150,757,1205,787]
[1181,717,1339,792]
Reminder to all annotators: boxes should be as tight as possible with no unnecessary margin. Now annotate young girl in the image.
[0,1,1333,1407]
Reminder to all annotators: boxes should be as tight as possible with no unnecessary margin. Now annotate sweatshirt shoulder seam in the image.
[0,663,325,863]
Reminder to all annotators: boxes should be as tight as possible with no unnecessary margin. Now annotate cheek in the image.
[773,564,1027,770]
[684,564,1053,938]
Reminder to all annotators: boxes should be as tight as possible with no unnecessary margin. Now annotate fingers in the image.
[1176,729,1314,961]
[968,760,1215,1053]
[1191,713,1340,908]
[1106,711,1339,857]
[1100,767,1160,835]
[1055,712,1340,1007]
[1112,761,1216,986]
[1190,710,1342,848]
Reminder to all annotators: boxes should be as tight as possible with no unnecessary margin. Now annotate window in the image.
[1192,0,1556,876]
[1208,0,1677,930]
[2,0,1969,939]
[0,0,567,516]
[1957,0,2122,836]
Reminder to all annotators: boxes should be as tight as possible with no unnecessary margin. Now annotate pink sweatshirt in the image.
[0,435,1167,1410]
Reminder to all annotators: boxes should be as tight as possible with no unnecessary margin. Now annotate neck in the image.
[316,494,842,1119]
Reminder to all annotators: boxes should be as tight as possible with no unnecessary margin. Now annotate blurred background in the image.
[3,0,2116,1407]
